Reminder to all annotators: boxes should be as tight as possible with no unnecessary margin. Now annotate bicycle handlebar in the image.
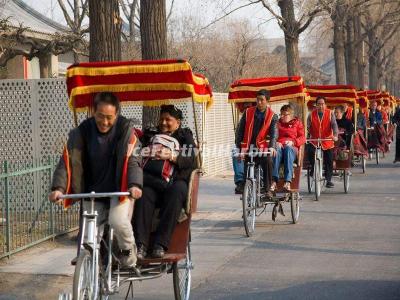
[306,138,333,142]
[58,191,131,200]
[233,151,271,157]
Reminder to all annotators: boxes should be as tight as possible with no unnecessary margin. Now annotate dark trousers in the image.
[244,155,273,190]
[307,144,334,182]
[396,127,400,160]
[133,180,188,250]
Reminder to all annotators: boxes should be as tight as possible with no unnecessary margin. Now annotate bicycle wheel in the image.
[343,170,350,193]
[242,180,256,237]
[173,244,192,300]
[375,148,379,164]
[307,168,313,194]
[73,250,94,300]
[361,156,366,173]
[290,192,300,224]
[314,161,321,201]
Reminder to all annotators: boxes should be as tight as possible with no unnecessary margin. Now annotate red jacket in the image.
[277,117,306,150]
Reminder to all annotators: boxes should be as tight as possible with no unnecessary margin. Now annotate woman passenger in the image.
[133,105,197,259]
[270,104,305,192]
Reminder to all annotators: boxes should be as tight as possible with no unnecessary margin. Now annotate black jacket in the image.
[141,127,198,184]
[51,116,143,194]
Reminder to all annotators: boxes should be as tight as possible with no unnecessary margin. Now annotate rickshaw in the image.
[366,90,387,164]
[382,92,395,149]
[228,76,306,236]
[57,59,213,300]
[306,85,357,195]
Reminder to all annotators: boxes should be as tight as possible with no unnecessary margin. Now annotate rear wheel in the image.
[242,180,256,237]
[375,148,380,164]
[343,170,350,193]
[361,156,366,173]
[173,244,192,300]
[307,168,313,193]
[73,250,94,300]
[290,192,300,224]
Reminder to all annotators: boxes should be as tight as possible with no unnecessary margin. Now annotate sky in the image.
[22,0,284,38]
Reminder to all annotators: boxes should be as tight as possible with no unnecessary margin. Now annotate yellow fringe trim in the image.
[306,88,357,95]
[228,93,307,103]
[229,80,303,93]
[66,62,192,77]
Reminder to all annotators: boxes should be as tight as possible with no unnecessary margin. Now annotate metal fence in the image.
[0,78,234,258]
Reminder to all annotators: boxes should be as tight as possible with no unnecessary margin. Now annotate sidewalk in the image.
[0,176,248,299]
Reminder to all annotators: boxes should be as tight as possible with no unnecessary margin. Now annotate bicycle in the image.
[306,138,333,201]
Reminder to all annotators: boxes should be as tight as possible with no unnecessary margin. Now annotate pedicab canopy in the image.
[367,90,383,105]
[356,90,369,109]
[66,59,214,111]
[305,84,357,110]
[228,76,307,105]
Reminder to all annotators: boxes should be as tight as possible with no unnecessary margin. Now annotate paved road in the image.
[0,150,399,299]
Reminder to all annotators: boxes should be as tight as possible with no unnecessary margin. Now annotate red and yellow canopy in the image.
[366,90,382,105]
[356,90,369,109]
[66,59,213,111]
[306,84,357,109]
[228,76,307,104]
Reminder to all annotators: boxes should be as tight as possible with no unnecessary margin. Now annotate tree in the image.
[88,0,121,61]
[57,0,89,63]
[255,0,322,76]
[140,0,168,128]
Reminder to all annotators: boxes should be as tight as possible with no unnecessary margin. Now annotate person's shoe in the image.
[151,244,165,258]
[235,183,243,194]
[269,182,277,192]
[326,181,334,188]
[137,244,147,260]
[119,247,137,268]
[283,182,291,191]
[70,256,78,266]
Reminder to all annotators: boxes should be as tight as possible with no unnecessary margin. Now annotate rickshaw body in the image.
[61,59,213,300]
[228,76,307,226]
[306,85,358,193]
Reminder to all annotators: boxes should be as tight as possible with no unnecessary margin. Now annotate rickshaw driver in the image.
[307,96,338,188]
[236,89,278,197]
[48,92,143,269]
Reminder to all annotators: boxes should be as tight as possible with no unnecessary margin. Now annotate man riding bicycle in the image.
[307,96,338,188]
[48,92,143,268]
[235,89,278,197]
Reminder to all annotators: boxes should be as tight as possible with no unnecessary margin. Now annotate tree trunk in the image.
[278,0,300,76]
[354,15,365,89]
[89,0,121,62]
[368,54,378,90]
[345,17,357,86]
[333,20,346,84]
[140,0,168,128]
[140,0,167,60]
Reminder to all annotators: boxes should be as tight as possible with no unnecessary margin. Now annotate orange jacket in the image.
[241,106,274,151]
[309,109,335,150]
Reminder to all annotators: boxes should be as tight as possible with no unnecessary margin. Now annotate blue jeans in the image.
[232,154,245,184]
[273,145,297,182]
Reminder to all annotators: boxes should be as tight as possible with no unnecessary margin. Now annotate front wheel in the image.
[173,244,192,300]
[307,168,313,194]
[73,250,95,300]
[290,192,300,224]
[314,161,321,201]
[242,180,256,237]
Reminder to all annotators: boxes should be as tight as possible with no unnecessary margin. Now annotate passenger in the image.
[270,104,305,192]
[133,105,197,259]
[49,92,143,268]
[236,89,278,197]
[369,101,383,126]
[307,96,338,188]
[334,105,355,148]
[356,108,367,132]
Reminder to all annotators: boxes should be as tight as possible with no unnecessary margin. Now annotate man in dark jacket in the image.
[369,101,383,126]
[235,89,278,195]
[393,107,400,163]
[48,92,143,268]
